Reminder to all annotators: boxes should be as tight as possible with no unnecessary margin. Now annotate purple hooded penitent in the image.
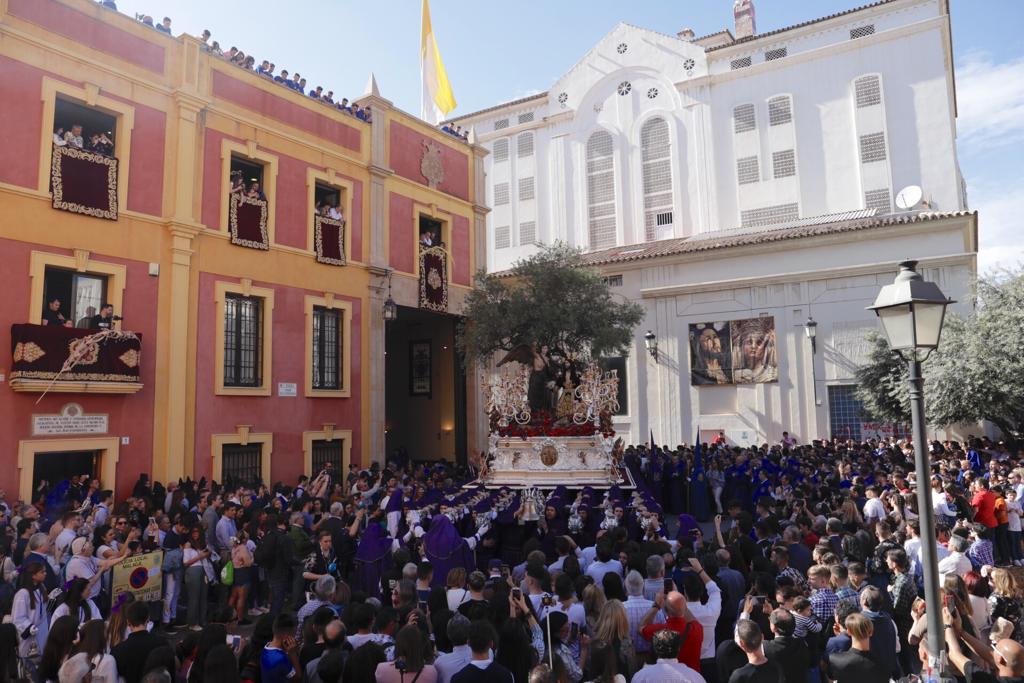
[422,515,475,586]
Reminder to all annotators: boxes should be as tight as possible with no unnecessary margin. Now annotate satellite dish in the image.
[895,185,923,211]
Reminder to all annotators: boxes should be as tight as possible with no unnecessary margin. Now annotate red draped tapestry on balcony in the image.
[229,193,269,250]
[50,145,118,220]
[10,324,142,383]
[314,216,346,266]
[418,246,448,312]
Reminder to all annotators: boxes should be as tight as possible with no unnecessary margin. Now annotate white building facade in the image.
[450,0,978,447]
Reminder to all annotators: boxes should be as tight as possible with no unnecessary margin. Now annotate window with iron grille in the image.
[494,225,511,249]
[865,188,892,215]
[494,118,509,130]
[736,156,760,185]
[519,221,537,245]
[772,149,796,178]
[224,294,262,387]
[586,131,616,249]
[859,132,887,163]
[733,104,756,133]
[768,96,792,126]
[603,275,623,287]
[765,47,787,61]
[740,203,799,227]
[493,138,509,162]
[730,56,752,70]
[855,75,881,108]
[312,306,341,390]
[517,133,534,158]
[311,439,343,473]
[640,117,674,242]
[222,443,262,489]
[850,24,875,40]
[518,177,535,200]
[494,182,509,205]
[517,112,534,124]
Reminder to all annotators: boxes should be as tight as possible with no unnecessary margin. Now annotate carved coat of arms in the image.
[421,141,445,189]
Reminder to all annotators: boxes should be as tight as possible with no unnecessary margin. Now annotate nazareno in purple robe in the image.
[422,515,475,587]
[352,523,394,600]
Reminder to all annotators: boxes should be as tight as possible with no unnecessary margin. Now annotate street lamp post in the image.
[804,317,818,405]
[867,260,954,672]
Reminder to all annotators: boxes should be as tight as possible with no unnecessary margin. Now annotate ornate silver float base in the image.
[478,433,629,489]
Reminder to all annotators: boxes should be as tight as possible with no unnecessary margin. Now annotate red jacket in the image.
[972,490,998,528]
[641,616,704,671]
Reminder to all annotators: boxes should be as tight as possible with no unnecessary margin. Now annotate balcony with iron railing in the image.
[10,323,143,394]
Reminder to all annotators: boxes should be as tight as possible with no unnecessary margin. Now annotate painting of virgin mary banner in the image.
[689,316,777,385]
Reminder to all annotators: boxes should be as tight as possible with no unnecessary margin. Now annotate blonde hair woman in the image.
[990,567,1024,645]
[582,583,606,636]
[445,567,469,611]
[591,599,635,678]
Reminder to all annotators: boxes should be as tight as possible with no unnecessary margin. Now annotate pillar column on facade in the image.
[359,79,394,465]
[466,141,491,456]
[157,86,208,485]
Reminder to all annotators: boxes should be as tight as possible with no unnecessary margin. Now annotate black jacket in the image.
[451,661,515,683]
[827,648,889,683]
[112,630,169,683]
[764,635,809,683]
[255,527,294,581]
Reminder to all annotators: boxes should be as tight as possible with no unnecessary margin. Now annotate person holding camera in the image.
[374,623,438,682]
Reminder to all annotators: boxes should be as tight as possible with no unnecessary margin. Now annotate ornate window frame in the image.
[304,294,352,398]
[302,426,353,476]
[38,78,135,212]
[214,279,275,396]
[218,139,278,244]
[411,203,452,281]
[27,249,127,327]
[305,168,354,261]
[211,427,272,485]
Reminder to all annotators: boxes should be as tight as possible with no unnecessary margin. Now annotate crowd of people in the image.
[53,125,113,157]
[1,434,1023,683]
[198,33,372,123]
[439,124,470,143]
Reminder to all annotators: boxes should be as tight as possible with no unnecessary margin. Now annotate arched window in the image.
[586,131,616,250]
[640,117,673,241]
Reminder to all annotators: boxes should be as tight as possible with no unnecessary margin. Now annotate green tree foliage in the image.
[854,332,909,424]
[855,268,1024,439]
[457,243,644,366]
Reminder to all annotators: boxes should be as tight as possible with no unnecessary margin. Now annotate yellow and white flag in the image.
[420,0,456,124]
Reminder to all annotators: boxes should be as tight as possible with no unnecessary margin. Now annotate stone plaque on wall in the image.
[32,403,108,436]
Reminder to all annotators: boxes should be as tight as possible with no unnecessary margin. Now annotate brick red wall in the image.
[211,71,361,153]
[0,239,159,498]
[388,192,414,273]
[388,121,469,201]
[192,273,364,482]
[9,0,165,74]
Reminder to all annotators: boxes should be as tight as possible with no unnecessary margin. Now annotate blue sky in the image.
[114,0,1024,272]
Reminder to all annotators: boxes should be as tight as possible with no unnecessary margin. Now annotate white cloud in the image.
[956,52,1024,152]
[971,176,1024,274]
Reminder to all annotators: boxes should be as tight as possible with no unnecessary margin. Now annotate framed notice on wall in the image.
[410,340,432,397]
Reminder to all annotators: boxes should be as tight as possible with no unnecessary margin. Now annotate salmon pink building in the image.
[0,0,487,502]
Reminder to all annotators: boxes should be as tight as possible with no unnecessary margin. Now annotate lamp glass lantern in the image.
[867,260,954,356]
[382,273,398,322]
[803,317,817,340]
[643,330,658,359]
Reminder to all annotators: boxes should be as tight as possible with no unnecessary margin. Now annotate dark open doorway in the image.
[33,450,98,493]
[384,306,467,466]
